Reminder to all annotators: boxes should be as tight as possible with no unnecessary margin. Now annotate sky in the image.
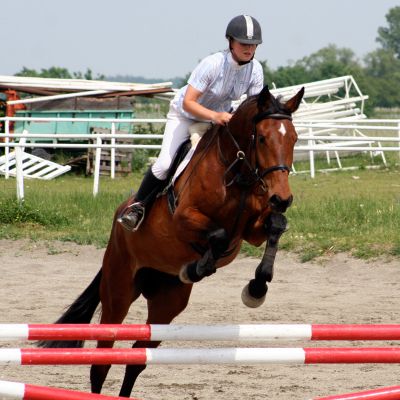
[1,1,399,81]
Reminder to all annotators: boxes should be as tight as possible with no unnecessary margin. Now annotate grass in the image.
[0,154,399,261]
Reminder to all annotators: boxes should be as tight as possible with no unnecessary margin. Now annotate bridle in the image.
[220,111,293,191]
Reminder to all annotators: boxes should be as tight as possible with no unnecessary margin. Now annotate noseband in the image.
[222,112,293,189]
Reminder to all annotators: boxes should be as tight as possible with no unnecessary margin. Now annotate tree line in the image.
[14,7,400,112]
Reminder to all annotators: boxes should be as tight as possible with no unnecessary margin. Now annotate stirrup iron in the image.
[117,202,146,232]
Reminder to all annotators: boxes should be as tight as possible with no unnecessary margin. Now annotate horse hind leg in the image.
[118,268,193,398]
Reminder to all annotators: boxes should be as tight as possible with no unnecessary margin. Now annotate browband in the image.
[253,112,292,125]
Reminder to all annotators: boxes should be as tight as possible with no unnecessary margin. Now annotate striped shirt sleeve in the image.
[187,54,222,93]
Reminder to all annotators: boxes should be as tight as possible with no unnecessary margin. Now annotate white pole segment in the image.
[146,348,306,365]
[0,380,25,399]
[7,90,112,105]
[0,349,22,364]
[150,324,312,341]
[0,324,29,340]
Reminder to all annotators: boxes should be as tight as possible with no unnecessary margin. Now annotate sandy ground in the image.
[0,239,399,400]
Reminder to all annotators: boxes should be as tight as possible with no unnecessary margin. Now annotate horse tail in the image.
[38,269,102,348]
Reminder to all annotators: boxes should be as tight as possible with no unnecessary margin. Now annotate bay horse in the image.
[42,85,304,397]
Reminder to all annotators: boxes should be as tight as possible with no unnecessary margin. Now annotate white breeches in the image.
[151,104,194,180]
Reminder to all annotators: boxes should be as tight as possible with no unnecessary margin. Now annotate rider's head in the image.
[226,15,262,64]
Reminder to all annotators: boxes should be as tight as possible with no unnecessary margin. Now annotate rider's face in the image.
[230,40,257,63]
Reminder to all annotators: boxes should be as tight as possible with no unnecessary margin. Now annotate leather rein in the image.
[220,111,293,191]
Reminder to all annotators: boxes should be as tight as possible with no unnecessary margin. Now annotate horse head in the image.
[252,85,304,213]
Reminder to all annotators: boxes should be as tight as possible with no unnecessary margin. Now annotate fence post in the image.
[308,127,315,178]
[93,137,102,197]
[5,118,10,179]
[15,145,24,202]
[111,123,115,179]
[398,122,400,163]
[15,130,29,202]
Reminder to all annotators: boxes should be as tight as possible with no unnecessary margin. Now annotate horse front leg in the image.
[174,206,230,284]
[179,227,229,283]
[242,212,287,308]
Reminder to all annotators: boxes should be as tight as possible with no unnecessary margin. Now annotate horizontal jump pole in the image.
[0,379,138,400]
[313,385,400,400]
[1,324,400,342]
[1,347,400,365]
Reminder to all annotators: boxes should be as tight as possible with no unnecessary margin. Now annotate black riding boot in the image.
[118,168,166,232]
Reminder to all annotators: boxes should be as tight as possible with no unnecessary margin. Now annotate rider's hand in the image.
[211,111,232,125]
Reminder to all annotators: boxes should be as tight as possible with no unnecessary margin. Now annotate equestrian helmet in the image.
[225,15,262,45]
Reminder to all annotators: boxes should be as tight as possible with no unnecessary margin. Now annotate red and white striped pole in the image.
[1,347,400,365]
[1,324,400,342]
[0,379,139,400]
[313,385,400,400]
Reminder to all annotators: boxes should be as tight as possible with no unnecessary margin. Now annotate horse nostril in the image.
[269,194,281,208]
[269,194,293,213]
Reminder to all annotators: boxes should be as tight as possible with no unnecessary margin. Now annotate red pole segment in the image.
[305,348,400,364]
[27,324,152,341]
[313,385,400,400]
[24,383,139,400]
[311,325,400,341]
[0,379,140,400]
[21,348,148,365]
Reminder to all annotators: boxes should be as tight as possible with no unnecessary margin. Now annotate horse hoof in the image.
[241,284,266,308]
[179,266,193,284]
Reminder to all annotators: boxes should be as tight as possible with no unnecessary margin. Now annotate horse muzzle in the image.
[268,193,293,213]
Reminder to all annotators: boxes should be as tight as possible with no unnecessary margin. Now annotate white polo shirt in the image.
[172,50,264,121]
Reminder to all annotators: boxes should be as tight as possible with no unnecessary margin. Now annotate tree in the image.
[362,48,400,108]
[264,45,364,89]
[376,6,400,58]
[15,67,104,80]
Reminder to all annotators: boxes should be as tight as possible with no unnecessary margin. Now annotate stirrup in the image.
[117,202,146,232]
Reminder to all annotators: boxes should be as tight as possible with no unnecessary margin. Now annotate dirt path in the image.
[0,239,399,399]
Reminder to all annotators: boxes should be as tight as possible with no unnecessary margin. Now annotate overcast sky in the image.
[1,1,398,81]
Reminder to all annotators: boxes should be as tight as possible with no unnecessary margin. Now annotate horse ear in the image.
[285,87,305,113]
[257,85,272,109]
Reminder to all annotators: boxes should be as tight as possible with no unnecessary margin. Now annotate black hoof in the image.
[248,279,268,299]
[241,280,268,308]
[179,263,202,284]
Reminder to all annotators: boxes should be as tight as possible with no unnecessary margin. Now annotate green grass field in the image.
[0,151,399,261]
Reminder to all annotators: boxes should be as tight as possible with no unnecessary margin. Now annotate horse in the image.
[41,85,304,398]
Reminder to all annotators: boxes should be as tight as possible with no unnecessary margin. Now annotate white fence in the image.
[1,116,400,200]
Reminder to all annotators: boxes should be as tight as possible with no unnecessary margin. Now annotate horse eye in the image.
[258,136,266,144]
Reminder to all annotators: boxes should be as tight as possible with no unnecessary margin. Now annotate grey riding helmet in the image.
[225,15,262,45]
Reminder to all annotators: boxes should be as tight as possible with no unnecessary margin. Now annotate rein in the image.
[220,112,292,190]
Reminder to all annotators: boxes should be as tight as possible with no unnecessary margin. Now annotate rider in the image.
[118,14,264,231]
